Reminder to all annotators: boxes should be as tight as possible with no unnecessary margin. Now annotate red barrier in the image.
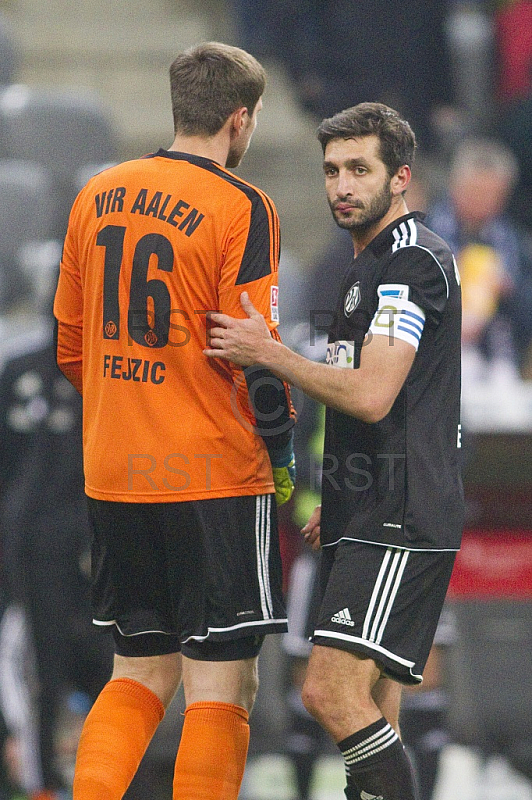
[449,530,532,598]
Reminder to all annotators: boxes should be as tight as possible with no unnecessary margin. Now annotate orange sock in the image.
[73,677,165,800]
[173,701,250,800]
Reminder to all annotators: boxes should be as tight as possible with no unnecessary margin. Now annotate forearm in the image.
[205,292,415,422]
[256,338,380,423]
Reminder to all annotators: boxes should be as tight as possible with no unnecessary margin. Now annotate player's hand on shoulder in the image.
[204,292,272,366]
[302,505,321,551]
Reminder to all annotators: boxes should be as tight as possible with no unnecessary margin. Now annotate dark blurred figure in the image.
[282,550,332,800]
[0,326,113,799]
[231,0,455,151]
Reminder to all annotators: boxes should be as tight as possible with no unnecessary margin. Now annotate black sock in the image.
[338,718,418,800]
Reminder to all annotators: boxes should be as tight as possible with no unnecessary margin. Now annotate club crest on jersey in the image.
[144,330,158,346]
[344,281,360,317]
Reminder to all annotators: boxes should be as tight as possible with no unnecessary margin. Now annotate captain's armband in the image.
[368,284,425,350]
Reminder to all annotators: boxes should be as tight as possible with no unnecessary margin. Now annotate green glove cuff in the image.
[272,459,296,506]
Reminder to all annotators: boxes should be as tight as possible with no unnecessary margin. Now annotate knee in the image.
[301,671,375,737]
[301,673,330,726]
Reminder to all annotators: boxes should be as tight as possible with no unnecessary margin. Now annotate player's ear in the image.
[392,165,411,196]
[230,106,248,136]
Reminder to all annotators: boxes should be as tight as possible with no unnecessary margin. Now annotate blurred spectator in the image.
[0,333,114,799]
[492,1,532,248]
[495,0,532,235]
[0,293,113,798]
[281,550,336,800]
[425,137,532,384]
[498,92,532,234]
[0,592,23,800]
[400,606,458,800]
[231,0,455,151]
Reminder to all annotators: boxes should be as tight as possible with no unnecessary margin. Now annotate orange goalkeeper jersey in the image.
[54,150,292,502]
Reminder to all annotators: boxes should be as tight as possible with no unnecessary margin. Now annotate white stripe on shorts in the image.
[255,494,274,619]
[363,547,410,645]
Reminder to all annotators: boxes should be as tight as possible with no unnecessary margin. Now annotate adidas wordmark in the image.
[331,607,354,627]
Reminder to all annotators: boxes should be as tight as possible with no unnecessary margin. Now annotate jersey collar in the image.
[146,148,222,169]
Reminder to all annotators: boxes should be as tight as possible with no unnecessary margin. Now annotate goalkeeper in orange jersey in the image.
[54,41,295,800]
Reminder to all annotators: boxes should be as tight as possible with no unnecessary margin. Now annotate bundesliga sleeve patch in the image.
[369,284,425,350]
[270,285,279,322]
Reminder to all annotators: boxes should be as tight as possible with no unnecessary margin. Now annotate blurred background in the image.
[0,1,531,799]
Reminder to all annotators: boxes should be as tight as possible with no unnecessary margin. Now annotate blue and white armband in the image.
[368,284,425,351]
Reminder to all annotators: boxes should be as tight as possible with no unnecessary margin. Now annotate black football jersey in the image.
[320,212,464,551]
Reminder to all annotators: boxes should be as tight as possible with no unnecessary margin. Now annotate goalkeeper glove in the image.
[270,437,296,506]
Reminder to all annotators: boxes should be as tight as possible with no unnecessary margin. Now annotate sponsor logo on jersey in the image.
[344,281,361,316]
[331,608,354,626]
[326,340,354,368]
[271,285,279,322]
[360,792,384,800]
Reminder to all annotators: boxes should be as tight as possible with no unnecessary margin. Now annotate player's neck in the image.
[168,130,230,168]
[351,197,410,258]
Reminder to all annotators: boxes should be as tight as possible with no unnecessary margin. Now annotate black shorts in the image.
[312,541,456,685]
[87,494,287,660]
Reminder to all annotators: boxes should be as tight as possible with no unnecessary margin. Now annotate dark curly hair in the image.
[317,102,416,179]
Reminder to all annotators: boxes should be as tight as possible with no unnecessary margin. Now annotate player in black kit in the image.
[205,102,463,800]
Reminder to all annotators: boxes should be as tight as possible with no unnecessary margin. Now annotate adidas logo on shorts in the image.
[331,607,354,626]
